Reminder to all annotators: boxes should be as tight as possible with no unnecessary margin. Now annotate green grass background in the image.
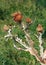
[0,0,46,65]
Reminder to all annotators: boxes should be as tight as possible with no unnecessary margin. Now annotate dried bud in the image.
[11,12,23,23]
[3,25,9,31]
[26,18,32,24]
[36,24,43,33]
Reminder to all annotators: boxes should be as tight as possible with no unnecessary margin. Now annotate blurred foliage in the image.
[0,0,46,65]
[42,30,46,38]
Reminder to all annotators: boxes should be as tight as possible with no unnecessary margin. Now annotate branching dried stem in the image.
[3,24,45,65]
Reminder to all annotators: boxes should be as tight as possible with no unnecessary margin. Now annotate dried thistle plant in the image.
[3,12,46,65]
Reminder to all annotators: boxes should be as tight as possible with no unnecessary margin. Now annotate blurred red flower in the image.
[11,12,23,23]
[26,18,32,23]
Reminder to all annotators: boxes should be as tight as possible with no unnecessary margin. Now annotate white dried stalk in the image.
[38,33,45,65]
[15,36,29,48]
[13,38,44,64]
[34,33,44,57]
[3,24,46,65]
[34,34,38,38]
[14,36,40,59]
[21,23,46,65]
[4,29,12,38]
[38,33,44,57]
[4,25,16,38]
[21,22,34,47]
[34,33,45,65]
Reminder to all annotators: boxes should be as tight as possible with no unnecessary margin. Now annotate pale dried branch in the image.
[21,22,34,47]
[13,33,45,65]
[14,36,29,48]
[3,24,46,65]
[38,33,44,58]
[4,29,12,38]
[34,34,38,38]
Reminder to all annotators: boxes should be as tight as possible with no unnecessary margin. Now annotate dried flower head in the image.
[11,12,23,23]
[26,18,32,24]
[36,24,43,32]
[3,25,9,31]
